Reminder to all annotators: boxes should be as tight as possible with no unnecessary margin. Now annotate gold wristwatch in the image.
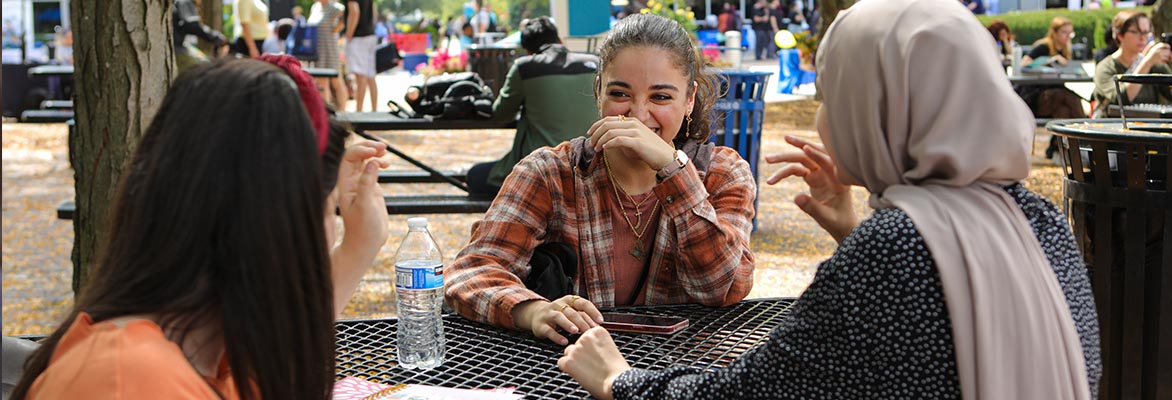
[656,150,689,182]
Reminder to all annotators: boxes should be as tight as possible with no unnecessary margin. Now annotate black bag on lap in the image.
[523,243,578,300]
[403,72,494,120]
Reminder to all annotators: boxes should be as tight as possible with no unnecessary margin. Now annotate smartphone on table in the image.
[600,313,689,335]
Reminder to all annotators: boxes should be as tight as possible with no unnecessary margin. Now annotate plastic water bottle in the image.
[393,217,445,370]
[1010,44,1023,77]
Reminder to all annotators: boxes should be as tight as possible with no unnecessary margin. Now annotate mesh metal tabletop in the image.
[334,298,796,399]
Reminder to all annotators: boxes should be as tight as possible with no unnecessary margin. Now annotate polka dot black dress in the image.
[612,184,1102,399]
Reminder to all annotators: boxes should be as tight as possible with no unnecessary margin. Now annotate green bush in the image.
[976,7,1150,54]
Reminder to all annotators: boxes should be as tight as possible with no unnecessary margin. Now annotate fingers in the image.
[344,140,391,166]
[354,160,382,201]
[784,135,827,153]
[766,163,811,185]
[573,297,605,325]
[562,305,595,334]
[556,294,601,329]
[586,116,624,145]
[802,144,837,173]
[533,322,570,346]
[764,150,817,168]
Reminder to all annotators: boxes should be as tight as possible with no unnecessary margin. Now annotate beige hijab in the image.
[817,0,1090,398]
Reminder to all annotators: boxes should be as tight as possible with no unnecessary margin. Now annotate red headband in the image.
[258,54,329,154]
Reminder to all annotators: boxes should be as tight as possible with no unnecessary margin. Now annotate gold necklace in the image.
[603,152,654,229]
[603,152,659,259]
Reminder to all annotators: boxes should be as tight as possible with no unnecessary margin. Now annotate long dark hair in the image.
[12,59,336,400]
[595,13,719,143]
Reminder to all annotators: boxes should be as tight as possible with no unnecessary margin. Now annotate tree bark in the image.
[1153,0,1171,39]
[69,1,173,294]
[197,0,223,57]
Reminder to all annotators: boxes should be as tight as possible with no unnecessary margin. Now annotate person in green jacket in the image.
[466,17,601,199]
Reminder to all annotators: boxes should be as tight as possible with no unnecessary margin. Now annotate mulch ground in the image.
[1,101,1067,335]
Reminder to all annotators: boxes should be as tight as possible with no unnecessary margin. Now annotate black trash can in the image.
[1047,119,1171,400]
[466,45,518,98]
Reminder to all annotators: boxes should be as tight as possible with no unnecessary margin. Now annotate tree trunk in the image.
[197,0,223,57]
[1153,0,1171,39]
[69,1,173,294]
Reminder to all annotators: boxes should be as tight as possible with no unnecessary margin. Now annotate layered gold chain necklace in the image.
[603,152,659,260]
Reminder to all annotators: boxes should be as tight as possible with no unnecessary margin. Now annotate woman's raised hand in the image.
[765,135,859,243]
[558,326,631,400]
[587,116,677,171]
[511,295,604,346]
[336,139,392,255]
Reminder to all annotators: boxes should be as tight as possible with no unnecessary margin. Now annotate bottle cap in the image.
[407,217,429,228]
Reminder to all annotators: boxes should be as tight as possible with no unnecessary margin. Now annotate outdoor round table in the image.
[1046,119,1171,400]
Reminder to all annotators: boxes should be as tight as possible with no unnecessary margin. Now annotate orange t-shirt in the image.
[26,312,239,399]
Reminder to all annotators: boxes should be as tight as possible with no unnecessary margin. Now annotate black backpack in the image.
[403,72,494,120]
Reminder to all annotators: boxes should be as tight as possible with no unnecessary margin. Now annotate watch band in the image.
[656,150,689,182]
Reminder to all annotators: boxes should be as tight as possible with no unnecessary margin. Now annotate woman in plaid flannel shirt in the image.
[444,13,757,346]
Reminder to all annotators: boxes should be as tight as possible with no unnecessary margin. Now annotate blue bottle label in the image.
[395,261,443,290]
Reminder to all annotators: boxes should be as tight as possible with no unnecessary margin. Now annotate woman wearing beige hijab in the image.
[556,0,1100,399]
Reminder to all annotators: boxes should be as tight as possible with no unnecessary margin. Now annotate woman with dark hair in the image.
[445,13,756,346]
[985,19,1015,61]
[558,0,1099,398]
[1091,10,1172,117]
[11,57,391,399]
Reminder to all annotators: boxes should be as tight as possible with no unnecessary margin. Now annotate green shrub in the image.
[976,7,1150,53]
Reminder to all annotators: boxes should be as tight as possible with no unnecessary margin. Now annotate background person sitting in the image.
[1092,10,1172,117]
[1017,16,1085,158]
[986,19,1015,62]
[262,18,296,55]
[465,17,601,199]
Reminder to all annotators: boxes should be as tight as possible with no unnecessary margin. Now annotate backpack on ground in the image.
[403,72,494,120]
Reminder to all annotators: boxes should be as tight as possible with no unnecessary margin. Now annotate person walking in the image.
[751,0,774,60]
[344,0,378,111]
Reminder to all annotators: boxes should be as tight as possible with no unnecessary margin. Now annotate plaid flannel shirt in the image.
[445,137,756,329]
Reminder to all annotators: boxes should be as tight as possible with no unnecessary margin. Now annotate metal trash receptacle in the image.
[1047,118,1171,400]
[709,69,772,228]
[467,45,518,97]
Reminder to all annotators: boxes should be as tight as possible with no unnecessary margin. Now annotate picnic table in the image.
[1008,65,1093,86]
[21,66,338,123]
[335,297,795,398]
[336,111,517,214]
[55,112,516,220]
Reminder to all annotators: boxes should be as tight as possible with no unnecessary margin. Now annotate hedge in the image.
[976,7,1151,55]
